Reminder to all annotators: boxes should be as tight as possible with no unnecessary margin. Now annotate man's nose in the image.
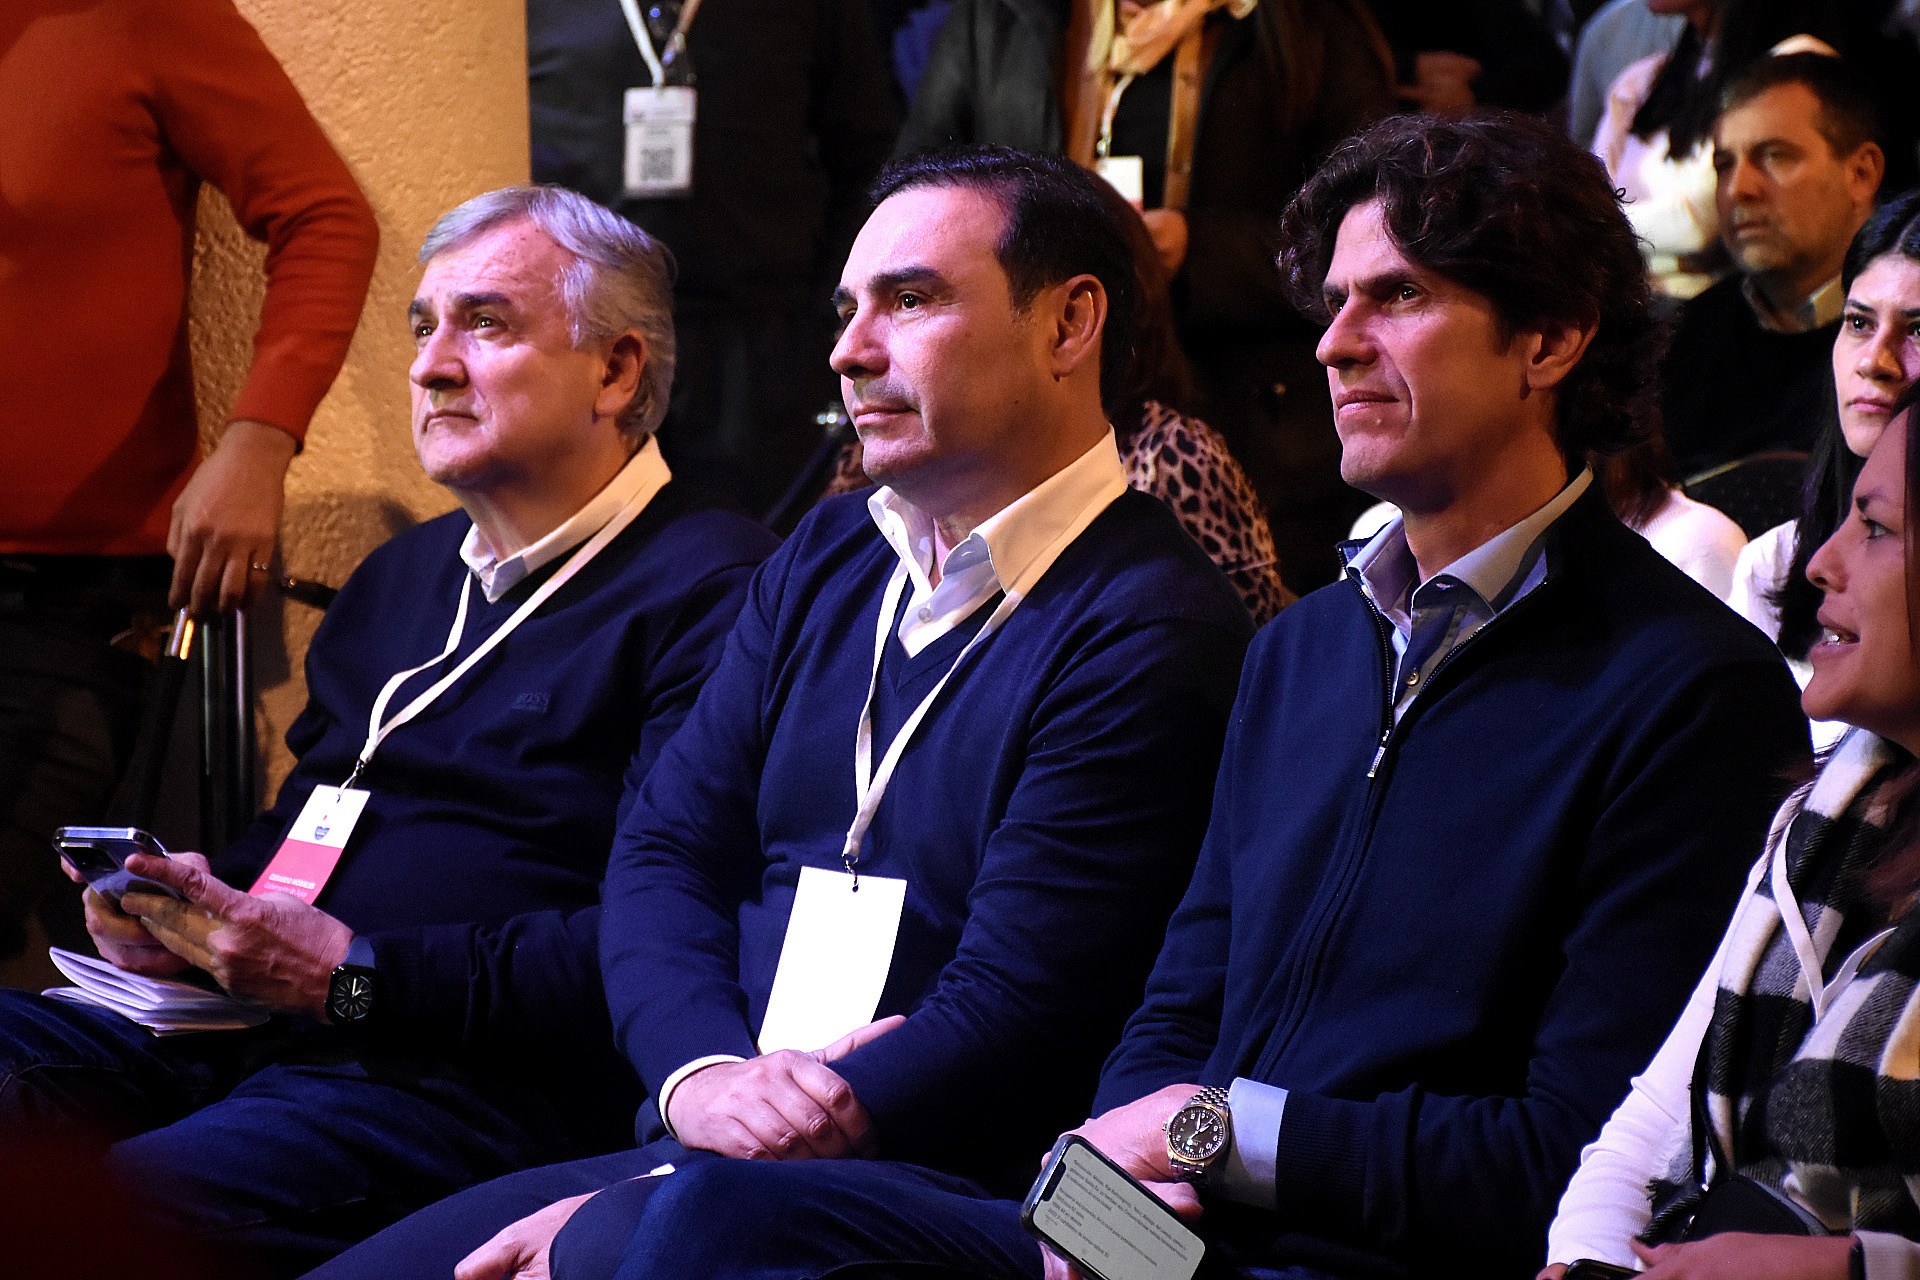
[831,308,884,380]
[1724,155,1766,203]
[410,326,466,390]
[1316,304,1372,369]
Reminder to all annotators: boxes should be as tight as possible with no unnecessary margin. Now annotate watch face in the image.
[330,971,375,1022]
[1167,1102,1227,1161]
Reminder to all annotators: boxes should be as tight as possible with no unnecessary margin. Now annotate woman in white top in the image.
[1732,191,1920,749]
[1542,393,1920,1280]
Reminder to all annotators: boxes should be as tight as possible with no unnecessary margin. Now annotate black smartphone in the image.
[1020,1134,1205,1280]
[1565,1261,1638,1280]
[53,826,184,903]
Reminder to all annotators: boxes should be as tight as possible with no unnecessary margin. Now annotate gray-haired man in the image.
[0,186,778,1276]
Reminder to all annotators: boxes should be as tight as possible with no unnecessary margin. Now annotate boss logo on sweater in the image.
[512,692,551,713]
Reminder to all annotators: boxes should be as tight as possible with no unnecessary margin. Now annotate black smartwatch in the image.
[326,936,378,1027]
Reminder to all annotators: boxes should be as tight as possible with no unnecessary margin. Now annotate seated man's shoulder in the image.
[1556,500,1793,681]
[630,487,783,578]
[1057,488,1256,633]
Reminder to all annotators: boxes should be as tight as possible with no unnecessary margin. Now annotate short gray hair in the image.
[419,185,677,440]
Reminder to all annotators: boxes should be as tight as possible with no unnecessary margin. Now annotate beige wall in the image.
[186,0,530,794]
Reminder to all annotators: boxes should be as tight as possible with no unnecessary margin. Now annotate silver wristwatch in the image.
[1164,1085,1232,1184]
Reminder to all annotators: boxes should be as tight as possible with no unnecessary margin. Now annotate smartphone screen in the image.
[1021,1136,1204,1280]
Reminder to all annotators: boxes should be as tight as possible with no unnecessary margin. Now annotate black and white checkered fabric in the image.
[1645,730,1920,1240]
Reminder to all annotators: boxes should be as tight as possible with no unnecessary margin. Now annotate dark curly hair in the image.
[1277,112,1666,464]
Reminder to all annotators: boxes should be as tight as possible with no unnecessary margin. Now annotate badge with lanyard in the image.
[248,489,654,905]
[620,0,702,197]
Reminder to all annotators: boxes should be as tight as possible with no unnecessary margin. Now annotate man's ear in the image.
[1846,140,1886,207]
[595,331,647,420]
[1046,274,1107,381]
[1522,313,1598,395]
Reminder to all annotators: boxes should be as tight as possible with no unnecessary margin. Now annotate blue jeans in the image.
[0,988,605,1277]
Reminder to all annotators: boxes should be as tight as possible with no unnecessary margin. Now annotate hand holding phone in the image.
[54,827,186,905]
[1022,1135,1204,1280]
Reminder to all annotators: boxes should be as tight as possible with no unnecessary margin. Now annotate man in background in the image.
[1660,51,1884,475]
[527,0,899,522]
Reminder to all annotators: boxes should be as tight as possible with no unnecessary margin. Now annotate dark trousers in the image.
[311,1148,1036,1280]
[0,989,608,1278]
[606,1159,1042,1280]
[306,1141,699,1280]
[0,555,171,960]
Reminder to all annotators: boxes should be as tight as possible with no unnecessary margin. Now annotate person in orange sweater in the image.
[0,0,379,967]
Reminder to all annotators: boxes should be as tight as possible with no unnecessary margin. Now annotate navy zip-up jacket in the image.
[1096,485,1811,1278]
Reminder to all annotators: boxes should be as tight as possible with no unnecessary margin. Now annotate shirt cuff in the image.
[1211,1077,1286,1210]
[1856,1231,1920,1280]
[656,1055,748,1140]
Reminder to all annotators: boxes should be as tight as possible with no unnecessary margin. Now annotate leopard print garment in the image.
[822,400,1291,625]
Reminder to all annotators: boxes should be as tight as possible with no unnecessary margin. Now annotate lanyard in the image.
[345,487,651,788]
[618,0,703,88]
[1769,824,1897,1020]
[841,563,1023,885]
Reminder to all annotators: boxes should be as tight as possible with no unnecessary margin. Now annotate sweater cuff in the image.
[1270,1090,1369,1231]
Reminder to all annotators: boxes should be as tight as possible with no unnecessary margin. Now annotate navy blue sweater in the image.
[1095,487,1810,1278]
[599,489,1254,1194]
[213,485,776,1113]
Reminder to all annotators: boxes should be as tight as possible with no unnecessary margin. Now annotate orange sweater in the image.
[0,0,379,555]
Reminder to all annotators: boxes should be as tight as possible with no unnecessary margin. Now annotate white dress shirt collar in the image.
[1349,467,1591,627]
[866,431,1128,656]
[458,435,672,603]
[1740,272,1845,335]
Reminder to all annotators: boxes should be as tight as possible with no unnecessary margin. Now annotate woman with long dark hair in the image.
[1733,190,1920,745]
[1543,384,1920,1280]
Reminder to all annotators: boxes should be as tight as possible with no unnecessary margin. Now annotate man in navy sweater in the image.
[308,147,1253,1280]
[557,117,1813,1280]
[0,187,777,1274]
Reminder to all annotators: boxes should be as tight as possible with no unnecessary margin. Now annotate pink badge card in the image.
[249,785,369,905]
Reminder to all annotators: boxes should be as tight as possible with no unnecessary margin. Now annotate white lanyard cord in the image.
[347,490,650,788]
[1769,828,1897,1020]
[617,0,704,88]
[842,562,1022,884]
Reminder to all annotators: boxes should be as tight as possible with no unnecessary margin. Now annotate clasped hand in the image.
[66,851,352,1020]
[666,1015,906,1161]
[456,1016,909,1280]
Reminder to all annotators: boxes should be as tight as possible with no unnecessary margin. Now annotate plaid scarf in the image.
[1645,730,1920,1240]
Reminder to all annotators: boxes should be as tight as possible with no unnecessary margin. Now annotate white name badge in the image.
[248,785,369,905]
[624,86,696,197]
[1097,155,1145,204]
[757,866,906,1053]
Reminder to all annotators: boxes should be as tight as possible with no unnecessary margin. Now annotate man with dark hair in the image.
[308,146,1252,1280]
[0,186,780,1275]
[554,112,1811,1280]
[1660,52,1885,475]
